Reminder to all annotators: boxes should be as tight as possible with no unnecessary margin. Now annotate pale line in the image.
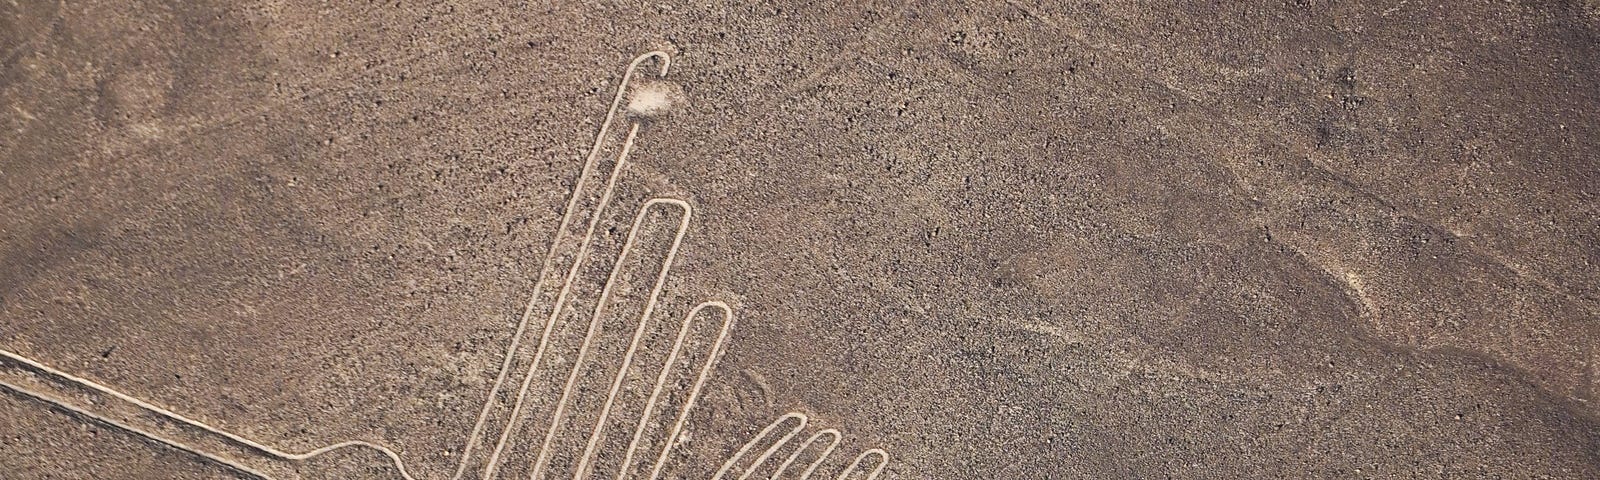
[711,413,809,480]
[0,377,273,480]
[1,48,888,480]
[714,414,892,480]
[618,301,735,480]
[527,199,693,480]
[0,349,416,480]
[481,50,669,477]
[0,51,674,480]
[835,449,888,480]
[451,50,671,480]
[771,429,840,480]
[483,122,642,479]
[569,239,707,478]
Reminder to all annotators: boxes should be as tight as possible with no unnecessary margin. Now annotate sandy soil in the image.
[3,0,1599,478]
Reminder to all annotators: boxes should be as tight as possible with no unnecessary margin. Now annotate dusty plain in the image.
[2,0,1599,478]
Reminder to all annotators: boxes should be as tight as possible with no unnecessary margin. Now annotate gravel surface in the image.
[2,1,1598,478]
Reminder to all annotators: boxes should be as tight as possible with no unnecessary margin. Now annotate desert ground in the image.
[2,1,1599,478]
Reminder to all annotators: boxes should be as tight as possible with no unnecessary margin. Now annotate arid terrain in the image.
[3,1,1599,478]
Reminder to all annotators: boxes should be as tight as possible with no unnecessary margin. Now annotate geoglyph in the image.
[0,51,888,479]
